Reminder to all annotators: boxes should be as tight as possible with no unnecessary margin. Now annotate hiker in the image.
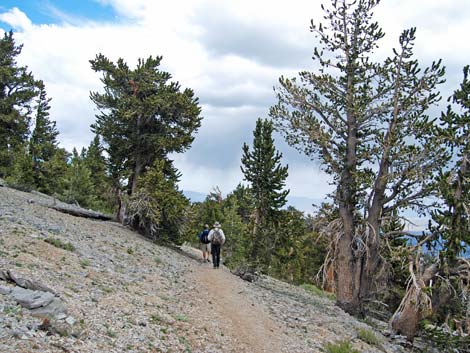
[198,224,211,263]
[208,221,225,269]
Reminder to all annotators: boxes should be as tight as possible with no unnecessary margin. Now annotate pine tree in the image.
[43,148,70,197]
[270,207,309,283]
[226,183,254,223]
[241,118,289,262]
[63,148,95,207]
[198,187,225,227]
[89,54,202,201]
[0,31,39,177]
[83,135,113,212]
[5,144,34,191]
[270,0,447,315]
[220,197,249,268]
[30,81,60,193]
[432,65,470,260]
[127,160,189,243]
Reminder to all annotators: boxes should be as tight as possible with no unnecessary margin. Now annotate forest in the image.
[0,0,468,351]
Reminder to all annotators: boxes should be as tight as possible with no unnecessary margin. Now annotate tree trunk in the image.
[131,160,144,195]
[130,113,144,195]
[335,71,362,314]
[336,180,365,315]
[335,211,362,315]
[114,187,126,223]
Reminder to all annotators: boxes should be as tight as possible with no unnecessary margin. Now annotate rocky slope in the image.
[0,184,411,353]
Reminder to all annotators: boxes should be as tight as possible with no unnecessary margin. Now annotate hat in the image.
[213,221,221,228]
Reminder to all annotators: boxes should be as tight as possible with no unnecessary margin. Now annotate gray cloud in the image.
[192,5,313,69]
[2,0,469,208]
[198,84,275,109]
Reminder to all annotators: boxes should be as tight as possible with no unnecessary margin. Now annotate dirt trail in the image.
[190,261,287,353]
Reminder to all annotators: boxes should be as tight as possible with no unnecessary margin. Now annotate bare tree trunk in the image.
[335,232,363,315]
[335,66,362,314]
[336,193,364,315]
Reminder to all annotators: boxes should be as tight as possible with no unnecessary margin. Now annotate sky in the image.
[1,0,469,224]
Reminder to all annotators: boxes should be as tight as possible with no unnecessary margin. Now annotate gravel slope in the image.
[0,185,408,353]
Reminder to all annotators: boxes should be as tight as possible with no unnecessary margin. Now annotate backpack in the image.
[211,229,223,245]
[199,230,210,244]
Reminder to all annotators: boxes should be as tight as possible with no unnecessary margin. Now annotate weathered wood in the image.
[50,205,113,221]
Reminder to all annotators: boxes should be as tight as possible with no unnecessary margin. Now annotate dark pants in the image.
[211,244,221,268]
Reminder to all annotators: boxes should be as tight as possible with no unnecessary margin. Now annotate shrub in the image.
[357,328,381,346]
[323,341,359,353]
[44,238,75,252]
[301,283,335,300]
[80,259,90,268]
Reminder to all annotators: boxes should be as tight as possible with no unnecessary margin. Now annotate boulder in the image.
[10,287,55,309]
[0,285,12,295]
[7,270,56,294]
[232,266,259,283]
[30,297,67,319]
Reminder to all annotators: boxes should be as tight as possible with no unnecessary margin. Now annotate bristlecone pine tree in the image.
[241,118,289,263]
[0,31,39,178]
[270,0,447,315]
[89,54,202,205]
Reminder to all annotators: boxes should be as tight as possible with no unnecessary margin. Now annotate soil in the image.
[190,263,285,353]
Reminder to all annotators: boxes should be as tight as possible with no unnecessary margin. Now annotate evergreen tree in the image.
[44,148,70,196]
[127,160,189,243]
[270,207,308,283]
[241,118,289,263]
[5,144,34,190]
[241,118,289,222]
[0,31,39,177]
[227,183,254,223]
[89,54,202,201]
[30,81,60,193]
[220,197,249,268]
[63,148,95,207]
[83,135,113,212]
[197,187,226,227]
[270,0,447,315]
[432,65,470,260]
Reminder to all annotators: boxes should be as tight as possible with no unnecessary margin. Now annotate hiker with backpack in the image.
[208,221,225,269]
[198,224,211,263]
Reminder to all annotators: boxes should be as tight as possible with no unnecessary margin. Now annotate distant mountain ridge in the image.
[182,190,324,214]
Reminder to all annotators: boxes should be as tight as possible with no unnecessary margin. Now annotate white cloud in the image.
[0,7,32,31]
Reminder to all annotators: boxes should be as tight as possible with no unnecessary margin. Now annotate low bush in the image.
[323,340,359,353]
[44,238,75,252]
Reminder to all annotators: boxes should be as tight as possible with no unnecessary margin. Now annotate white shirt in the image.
[208,227,226,245]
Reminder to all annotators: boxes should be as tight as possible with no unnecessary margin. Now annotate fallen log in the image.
[50,205,113,221]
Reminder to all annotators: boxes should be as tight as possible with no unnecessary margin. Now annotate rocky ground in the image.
[0,184,418,352]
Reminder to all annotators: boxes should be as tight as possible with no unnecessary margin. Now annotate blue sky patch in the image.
[0,0,117,28]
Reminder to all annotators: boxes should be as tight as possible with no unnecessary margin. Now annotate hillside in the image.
[0,184,409,353]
